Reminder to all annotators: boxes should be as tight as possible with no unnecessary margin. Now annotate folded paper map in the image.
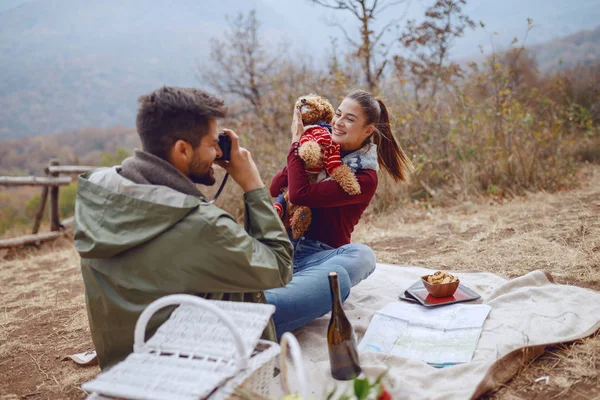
[358,302,491,366]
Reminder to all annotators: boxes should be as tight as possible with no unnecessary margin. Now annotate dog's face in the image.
[294,94,334,126]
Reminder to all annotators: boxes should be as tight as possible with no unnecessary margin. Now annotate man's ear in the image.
[169,140,192,175]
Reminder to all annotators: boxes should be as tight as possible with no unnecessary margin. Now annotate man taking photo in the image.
[74,86,293,370]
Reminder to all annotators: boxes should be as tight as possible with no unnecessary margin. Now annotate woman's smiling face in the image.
[332,98,374,152]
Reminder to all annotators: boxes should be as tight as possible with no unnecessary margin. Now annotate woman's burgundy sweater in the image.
[270,144,378,248]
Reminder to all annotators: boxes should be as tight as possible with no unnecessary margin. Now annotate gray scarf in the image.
[342,143,379,172]
[317,143,379,182]
[119,150,205,198]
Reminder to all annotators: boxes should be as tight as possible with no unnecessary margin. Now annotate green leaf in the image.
[325,389,337,400]
[374,370,388,385]
[353,378,371,400]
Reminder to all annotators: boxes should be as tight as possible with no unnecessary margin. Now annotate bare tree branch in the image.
[345,0,363,19]
[398,0,475,107]
[373,17,402,46]
[376,0,407,15]
[199,10,278,115]
[332,20,360,47]
[310,0,410,92]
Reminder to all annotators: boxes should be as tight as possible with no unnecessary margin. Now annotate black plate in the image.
[400,280,481,307]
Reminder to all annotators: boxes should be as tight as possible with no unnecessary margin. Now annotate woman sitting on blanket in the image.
[265,90,413,338]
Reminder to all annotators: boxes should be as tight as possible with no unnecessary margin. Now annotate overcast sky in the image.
[2,0,599,60]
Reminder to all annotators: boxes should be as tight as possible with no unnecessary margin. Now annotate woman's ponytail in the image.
[374,98,413,183]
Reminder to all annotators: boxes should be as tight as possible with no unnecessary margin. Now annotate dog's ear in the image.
[295,94,334,124]
[302,109,320,126]
[323,102,334,124]
[314,96,334,124]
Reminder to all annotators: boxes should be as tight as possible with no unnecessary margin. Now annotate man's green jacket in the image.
[74,168,293,370]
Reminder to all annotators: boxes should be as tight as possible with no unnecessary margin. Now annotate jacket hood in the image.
[74,167,202,258]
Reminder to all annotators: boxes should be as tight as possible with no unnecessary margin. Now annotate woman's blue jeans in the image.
[264,238,376,338]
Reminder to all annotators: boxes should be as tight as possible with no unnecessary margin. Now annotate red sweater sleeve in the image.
[270,166,288,197]
[285,144,377,208]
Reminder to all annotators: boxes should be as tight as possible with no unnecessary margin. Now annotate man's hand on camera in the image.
[214,129,264,193]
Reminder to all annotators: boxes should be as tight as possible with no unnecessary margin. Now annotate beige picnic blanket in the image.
[286,264,600,399]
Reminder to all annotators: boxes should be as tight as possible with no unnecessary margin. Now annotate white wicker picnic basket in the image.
[279,332,309,400]
[82,294,283,400]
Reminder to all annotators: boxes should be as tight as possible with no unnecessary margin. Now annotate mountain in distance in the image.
[0,0,289,142]
[451,0,600,58]
[1,0,599,142]
[2,22,598,178]
[0,125,139,176]
[531,25,600,72]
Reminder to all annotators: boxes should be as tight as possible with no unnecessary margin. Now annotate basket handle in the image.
[280,332,308,399]
[133,294,248,370]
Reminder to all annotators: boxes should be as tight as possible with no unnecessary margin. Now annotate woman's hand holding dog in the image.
[291,108,304,144]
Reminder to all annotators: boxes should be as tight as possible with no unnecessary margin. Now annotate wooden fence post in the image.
[32,185,49,234]
[0,163,95,249]
[48,158,61,231]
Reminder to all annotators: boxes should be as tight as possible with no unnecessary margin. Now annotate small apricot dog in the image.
[274,94,360,239]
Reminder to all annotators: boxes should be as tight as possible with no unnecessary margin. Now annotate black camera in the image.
[217,132,232,161]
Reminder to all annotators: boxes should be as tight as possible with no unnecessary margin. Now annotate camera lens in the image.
[217,133,231,161]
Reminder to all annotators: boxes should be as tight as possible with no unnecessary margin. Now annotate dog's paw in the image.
[290,207,312,239]
[298,142,323,169]
[331,164,361,195]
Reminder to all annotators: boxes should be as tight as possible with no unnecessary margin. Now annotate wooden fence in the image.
[0,158,96,249]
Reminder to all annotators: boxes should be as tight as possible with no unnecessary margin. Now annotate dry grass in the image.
[1,166,599,399]
[0,238,99,398]
[484,333,600,400]
[355,166,600,288]
[353,164,600,399]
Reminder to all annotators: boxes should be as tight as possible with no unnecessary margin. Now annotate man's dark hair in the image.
[136,86,227,160]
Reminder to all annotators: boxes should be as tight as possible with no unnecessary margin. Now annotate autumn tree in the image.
[199,10,278,116]
[309,0,409,93]
[470,19,535,140]
[99,146,131,167]
[395,0,475,107]
[501,47,539,93]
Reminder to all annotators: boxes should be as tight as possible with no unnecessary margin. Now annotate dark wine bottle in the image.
[327,272,361,380]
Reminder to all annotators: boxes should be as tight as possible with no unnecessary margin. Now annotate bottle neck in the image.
[328,273,344,315]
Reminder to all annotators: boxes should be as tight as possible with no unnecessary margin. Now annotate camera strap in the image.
[206,173,229,204]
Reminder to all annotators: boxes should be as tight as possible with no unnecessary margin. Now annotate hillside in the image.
[0,126,139,176]
[532,25,600,71]
[1,0,599,141]
[1,165,598,399]
[0,0,284,142]
[453,0,600,58]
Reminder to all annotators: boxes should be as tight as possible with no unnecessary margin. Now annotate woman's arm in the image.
[274,108,378,207]
[286,144,378,208]
[269,166,288,197]
[269,108,303,198]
